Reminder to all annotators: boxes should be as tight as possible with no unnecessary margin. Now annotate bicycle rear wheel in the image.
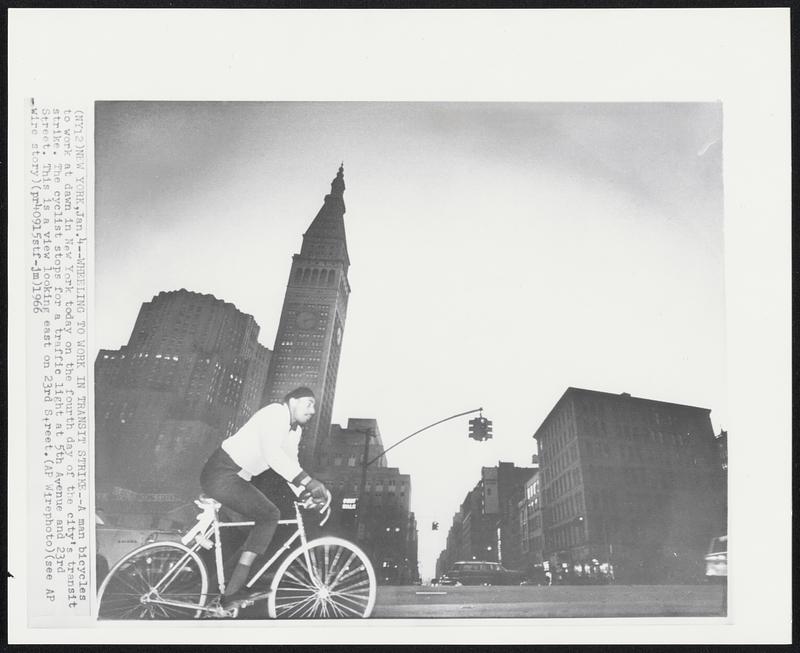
[268,536,376,619]
[98,541,209,619]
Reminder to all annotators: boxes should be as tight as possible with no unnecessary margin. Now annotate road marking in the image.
[415,591,447,595]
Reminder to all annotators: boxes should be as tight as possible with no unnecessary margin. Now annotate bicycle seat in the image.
[196,494,221,510]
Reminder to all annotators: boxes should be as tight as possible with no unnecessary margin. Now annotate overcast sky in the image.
[95,101,725,578]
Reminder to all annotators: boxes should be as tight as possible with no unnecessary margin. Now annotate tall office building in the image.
[533,387,726,583]
[263,165,351,472]
[316,418,419,584]
[94,289,271,523]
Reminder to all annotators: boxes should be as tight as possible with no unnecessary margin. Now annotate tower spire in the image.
[263,165,353,471]
[330,162,345,198]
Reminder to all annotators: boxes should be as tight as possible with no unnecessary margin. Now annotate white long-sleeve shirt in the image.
[221,403,303,483]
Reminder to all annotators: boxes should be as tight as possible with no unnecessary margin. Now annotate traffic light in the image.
[468,416,493,441]
[432,521,439,531]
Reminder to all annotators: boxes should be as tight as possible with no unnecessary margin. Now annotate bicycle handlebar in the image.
[297,488,332,527]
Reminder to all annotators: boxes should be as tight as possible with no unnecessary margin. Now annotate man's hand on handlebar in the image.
[306,478,328,502]
[300,478,330,513]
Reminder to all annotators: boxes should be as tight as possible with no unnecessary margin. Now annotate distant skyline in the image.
[95,101,725,578]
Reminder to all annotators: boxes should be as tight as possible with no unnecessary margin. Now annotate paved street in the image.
[238,583,725,620]
[371,584,726,618]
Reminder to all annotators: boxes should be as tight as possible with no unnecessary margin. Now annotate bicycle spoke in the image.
[323,545,332,585]
[276,592,318,618]
[157,553,196,593]
[301,595,325,618]
[152,602,171,619]
[331,592,369,602]
[329,545,344,577]
[119,602,147,619]
[331,577,371,595]
[282,568,317,590]
[328,565,368,590]
[326,597,347,618]
[131,564,155,590]
[274,594,313,613]
[331,597,370,615]
[331,586,371,602]
[309,550,323,586]
[271,538,375,620]
[327,551,358,589]
[326,599,365,617]
[99,544,206,620]
[108,573,145,595]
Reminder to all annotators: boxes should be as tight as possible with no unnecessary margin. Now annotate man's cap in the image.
[283,386,316,403]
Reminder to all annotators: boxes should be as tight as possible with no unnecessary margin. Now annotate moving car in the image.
[704,535,727,582]
[440,560,527,586]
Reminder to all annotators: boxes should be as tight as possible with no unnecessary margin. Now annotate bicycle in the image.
[97,489,377,619]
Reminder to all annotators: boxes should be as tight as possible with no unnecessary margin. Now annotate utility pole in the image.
[356,427,376,543]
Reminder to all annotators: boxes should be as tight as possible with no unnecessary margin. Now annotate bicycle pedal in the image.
[207,605,238,619]
[205,598,238,619]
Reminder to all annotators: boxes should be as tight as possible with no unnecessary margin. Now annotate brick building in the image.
[533,387,726,584]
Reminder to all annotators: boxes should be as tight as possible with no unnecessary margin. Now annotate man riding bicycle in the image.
[200,386,329,610]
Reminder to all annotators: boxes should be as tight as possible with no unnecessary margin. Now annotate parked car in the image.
[440,560,527,586]
[96,525,182,584]
[705,535,727,582]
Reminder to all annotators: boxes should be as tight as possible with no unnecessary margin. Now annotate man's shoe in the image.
[221,589,272,611]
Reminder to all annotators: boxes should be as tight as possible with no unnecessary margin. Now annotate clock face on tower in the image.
[295,310,319,330]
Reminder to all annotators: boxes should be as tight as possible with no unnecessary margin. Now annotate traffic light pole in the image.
[364,407,484,468]
[355,407,484,545]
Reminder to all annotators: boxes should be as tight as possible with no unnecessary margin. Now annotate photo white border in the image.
[7,7,792,644]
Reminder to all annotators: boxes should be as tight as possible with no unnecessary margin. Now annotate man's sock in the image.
[224,550,257,597]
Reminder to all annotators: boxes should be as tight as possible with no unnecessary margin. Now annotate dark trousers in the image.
[200,448,281,555]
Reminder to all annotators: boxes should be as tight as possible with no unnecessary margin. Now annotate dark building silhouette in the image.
[262,165,351,472]
[94,289,271,526]
[715,429,728,471]
[435,462,535,578]
[533,387,726,584]
[517,466,545,576]
[316,418,419,585]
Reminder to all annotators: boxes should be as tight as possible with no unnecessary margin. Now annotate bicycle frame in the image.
[99,491,377,620]
[129,497,322,617]
[177,499,312,597]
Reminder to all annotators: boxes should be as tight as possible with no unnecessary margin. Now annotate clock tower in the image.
[263,164,351,471]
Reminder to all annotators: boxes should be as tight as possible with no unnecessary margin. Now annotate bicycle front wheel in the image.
[98,541,209,619]
[268,536,376,619]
